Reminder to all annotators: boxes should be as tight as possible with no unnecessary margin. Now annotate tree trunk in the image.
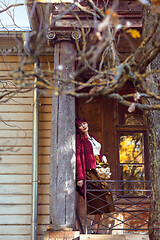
[143,7,160,240]
[144,100,160,239]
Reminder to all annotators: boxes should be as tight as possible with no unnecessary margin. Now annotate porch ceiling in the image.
[26,0,142,31]
[25,0,142,68]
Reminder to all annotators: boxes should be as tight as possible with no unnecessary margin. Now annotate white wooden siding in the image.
[0,55,53,240]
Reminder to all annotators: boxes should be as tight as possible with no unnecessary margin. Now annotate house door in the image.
[76,94,150,182]
[76,94,150,234]
[76,96,117,179]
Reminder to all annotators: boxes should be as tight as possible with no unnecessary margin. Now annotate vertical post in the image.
[50,39,76,229]
[31,62,39,240]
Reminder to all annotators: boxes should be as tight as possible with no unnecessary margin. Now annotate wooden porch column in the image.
[49,29,81,229]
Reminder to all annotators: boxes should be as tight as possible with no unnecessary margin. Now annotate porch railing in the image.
[84,180,151,234]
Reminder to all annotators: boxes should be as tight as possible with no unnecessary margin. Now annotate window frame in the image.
[115,126,150,197]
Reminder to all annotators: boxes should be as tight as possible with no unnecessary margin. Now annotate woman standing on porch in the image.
[75,117,115,233]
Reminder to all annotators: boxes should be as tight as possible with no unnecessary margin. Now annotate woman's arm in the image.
[90,134,108,163]
[76,138,85,182]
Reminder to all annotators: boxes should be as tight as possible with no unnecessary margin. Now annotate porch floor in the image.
[79,234,149,240]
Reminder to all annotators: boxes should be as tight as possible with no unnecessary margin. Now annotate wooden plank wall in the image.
[0,55,53,240]
[76,97,117,179]
[76,97,103,143]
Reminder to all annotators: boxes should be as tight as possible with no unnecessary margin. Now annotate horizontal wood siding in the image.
[38,91,52,239]
[0,83,33,240]
[0,55,53,240]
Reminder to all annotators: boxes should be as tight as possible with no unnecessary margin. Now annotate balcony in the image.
[77,180,151,235]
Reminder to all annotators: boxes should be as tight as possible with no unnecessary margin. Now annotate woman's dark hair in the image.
[75,117,88,138]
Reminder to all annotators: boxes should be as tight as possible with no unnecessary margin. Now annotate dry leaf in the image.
[112,11,119,27]
[126,29,141,38]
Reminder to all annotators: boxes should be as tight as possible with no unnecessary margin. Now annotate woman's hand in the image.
[102,155,107,163]
[77,180,84,188]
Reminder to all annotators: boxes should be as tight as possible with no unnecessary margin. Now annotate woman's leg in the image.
[93,214,103,233]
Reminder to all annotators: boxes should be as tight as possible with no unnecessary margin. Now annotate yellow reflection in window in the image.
[119,133,144,164]
[119,133,145,182]
[119,133,146,194]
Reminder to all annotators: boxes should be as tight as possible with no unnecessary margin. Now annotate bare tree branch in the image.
[0,3,24,13]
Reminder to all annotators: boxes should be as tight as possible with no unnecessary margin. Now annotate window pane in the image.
[120,165,145,195]
[119,133,144,164]
[120,165,145,181]
[119,132,146,195]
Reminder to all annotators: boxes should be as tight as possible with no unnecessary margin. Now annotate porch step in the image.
[79,234,149,240]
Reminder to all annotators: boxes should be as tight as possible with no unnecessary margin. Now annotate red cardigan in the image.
[76,134,103,182]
